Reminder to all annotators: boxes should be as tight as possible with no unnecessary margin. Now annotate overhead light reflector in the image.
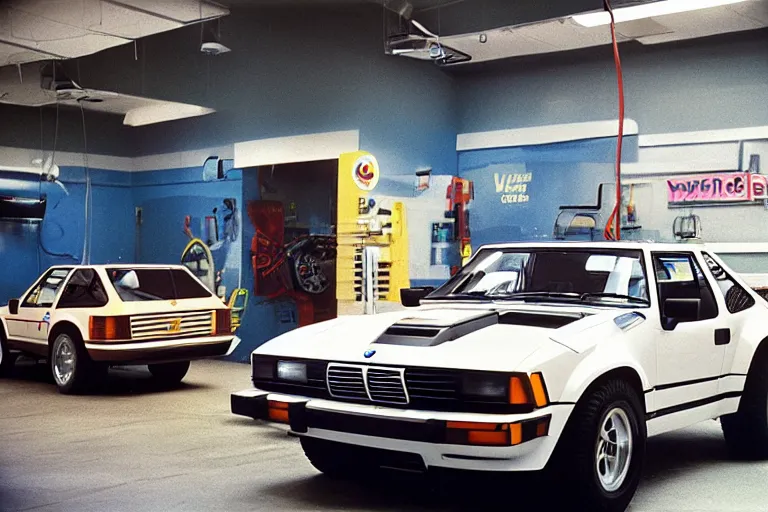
[571,0,751,27]
[123,103,215,127]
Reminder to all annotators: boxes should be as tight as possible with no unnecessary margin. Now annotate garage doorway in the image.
[247,159,338,326]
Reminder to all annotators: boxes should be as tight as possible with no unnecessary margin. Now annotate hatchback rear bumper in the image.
[85,335,235,364]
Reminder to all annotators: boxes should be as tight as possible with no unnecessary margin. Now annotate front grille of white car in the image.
[130,311,214,340]
[327,364,408,405]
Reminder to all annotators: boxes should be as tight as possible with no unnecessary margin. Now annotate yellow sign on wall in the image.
[336,151,409,306]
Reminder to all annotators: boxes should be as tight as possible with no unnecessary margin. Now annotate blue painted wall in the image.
[131,167,244,304]
[459,137,638,248]
[0,167,133,304]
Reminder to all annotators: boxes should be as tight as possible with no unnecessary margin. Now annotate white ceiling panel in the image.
[0,0,228,67]
[1,7,129,58]
[0,41,51,66]
[637,7,765,44]
[35,31,129,58]
[114,0,229,23]
[85,1,182,39]
[729,0,768,24]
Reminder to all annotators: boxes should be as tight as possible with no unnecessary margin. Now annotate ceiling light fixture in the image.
[571,0,751,27]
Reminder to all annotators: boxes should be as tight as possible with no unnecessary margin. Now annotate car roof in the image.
[476,241,709,252]
[46,264,188,271]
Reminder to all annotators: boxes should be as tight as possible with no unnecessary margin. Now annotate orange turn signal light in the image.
[267,401,290,423]
[468,430,509,446]
[445,415,551,447]
[529,372,550,408]
[509,376,530,405]
[446,421,500,431]
[89,316,131,341]
[510,423,523,445]
[507,373,550,408]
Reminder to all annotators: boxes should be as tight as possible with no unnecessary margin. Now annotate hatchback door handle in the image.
[715,328,731,346]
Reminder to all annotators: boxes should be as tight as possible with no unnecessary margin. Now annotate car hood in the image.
[254,304,633,372]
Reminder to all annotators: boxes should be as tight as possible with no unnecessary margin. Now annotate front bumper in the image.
[231,388,573,472]
[86,335,237,364]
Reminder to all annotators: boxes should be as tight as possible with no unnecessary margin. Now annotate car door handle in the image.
[715,328,731,346]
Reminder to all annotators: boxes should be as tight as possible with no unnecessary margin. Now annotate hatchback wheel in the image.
[51,333,93,394]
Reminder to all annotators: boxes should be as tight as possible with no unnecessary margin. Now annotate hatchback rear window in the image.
[107,268,212,302]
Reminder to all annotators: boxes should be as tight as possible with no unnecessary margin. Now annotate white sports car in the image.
[231,242,768,511]
[0,264,238,394]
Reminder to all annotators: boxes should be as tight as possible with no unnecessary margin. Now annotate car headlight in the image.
[252,359,275,380]
[276,361,308,383]
[461,373,509,399]
[461,372,549,408]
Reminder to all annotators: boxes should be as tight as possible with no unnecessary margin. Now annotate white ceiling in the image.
[402,0,768,64]
[0,0,229,67]
[0,45,216,127]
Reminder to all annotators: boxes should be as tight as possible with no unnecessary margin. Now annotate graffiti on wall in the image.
[247,199,337,328]
[667,172,768,205]
[180,198,247,330]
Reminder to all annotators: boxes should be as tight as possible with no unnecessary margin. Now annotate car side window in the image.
[58,269,109,309]
[652,252,718,324]
[701,252,755,314]
[22,269,72,308]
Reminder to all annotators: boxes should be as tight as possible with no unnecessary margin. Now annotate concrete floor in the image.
[2,359,768,512]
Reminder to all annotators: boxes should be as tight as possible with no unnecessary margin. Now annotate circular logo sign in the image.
[352,155,380,191]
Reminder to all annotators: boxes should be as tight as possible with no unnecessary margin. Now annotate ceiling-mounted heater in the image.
[673,214,701,241]
[0,171,47,222]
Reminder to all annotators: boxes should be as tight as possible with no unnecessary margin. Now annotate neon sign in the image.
[667,172,768,206]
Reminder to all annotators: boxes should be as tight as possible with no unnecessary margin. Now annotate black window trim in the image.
[651,250,720,324]
[700,251,756,315]
[57,268,110,309]
[21,267,74,309]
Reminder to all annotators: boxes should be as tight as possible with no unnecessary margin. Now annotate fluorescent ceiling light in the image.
[571,0,751,27]
[123,103,215,127]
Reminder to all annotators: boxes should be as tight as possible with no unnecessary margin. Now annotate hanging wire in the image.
[37,68,77,262]
[602,0,626,242]
[79,100,91,265]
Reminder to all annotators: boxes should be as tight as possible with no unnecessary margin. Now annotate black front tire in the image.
[300,437,367,479]
[50,332,95,395]
[148,361,190,386]
[721,352,768,459]
[0,330,17,377]
[546,379,646,512]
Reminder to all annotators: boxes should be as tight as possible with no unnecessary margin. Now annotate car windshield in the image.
[427,247,650,307]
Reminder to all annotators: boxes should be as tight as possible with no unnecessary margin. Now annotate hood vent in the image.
[498,311,585,329]
[374,311,498,347]
[384,325,442,338]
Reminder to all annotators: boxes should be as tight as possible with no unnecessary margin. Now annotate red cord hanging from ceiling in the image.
[602,0,625,241]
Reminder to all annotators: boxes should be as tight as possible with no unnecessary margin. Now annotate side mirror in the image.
[400,287,434,308]
[663,298,700,330]
[8,299,19,315]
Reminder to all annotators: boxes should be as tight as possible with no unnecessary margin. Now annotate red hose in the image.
[602,0,625,241]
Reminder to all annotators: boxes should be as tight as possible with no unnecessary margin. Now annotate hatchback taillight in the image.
[214,309,231,335]
[89,316,132,341]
